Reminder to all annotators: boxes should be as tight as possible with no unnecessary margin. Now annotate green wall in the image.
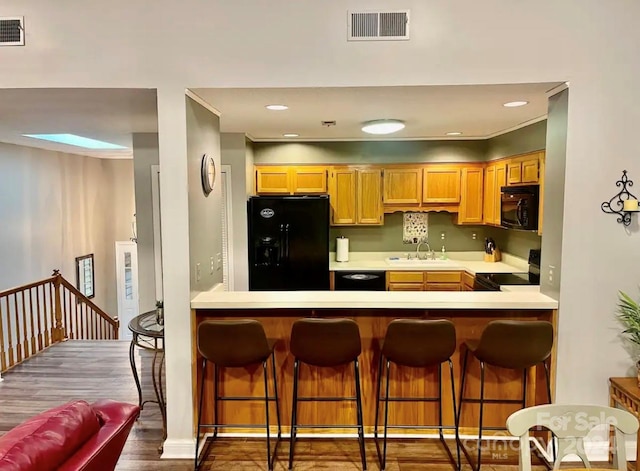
[329,212,489,252]
[486,120,547,160]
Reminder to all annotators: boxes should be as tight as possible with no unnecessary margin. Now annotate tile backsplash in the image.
[402,213,429,244]
[329,212,541,258]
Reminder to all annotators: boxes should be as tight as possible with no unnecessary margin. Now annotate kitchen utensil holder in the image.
[483,249,501,263]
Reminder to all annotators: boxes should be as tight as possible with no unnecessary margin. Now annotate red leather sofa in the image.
[0,399,139,471]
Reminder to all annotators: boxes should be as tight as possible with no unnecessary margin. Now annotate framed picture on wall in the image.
[76,254,95,299]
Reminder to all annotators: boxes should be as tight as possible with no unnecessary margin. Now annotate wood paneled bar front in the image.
[191,291,558,435]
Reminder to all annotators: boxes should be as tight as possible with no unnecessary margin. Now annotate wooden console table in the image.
[609,377,640,471]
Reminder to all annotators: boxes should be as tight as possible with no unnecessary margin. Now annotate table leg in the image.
[129,338,143,410]
[152,348,167,453]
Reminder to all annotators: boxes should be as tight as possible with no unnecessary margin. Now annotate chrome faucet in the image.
[416,241,434,260]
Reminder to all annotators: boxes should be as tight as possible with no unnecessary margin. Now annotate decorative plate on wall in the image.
[200,154,216,196]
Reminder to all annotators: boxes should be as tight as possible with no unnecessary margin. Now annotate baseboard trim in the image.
[161,438,197,460]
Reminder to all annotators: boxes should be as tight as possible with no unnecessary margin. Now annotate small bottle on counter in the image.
[440,246,447,260]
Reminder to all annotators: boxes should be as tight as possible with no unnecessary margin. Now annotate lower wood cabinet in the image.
[462,271,475,291]
[386,270,466,291]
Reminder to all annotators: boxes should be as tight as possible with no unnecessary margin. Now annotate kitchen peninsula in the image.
[191,289,558,434]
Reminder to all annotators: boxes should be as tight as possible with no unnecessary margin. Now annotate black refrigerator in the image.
[248,195,330,291]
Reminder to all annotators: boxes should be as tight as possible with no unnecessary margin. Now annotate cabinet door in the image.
[494,163,507,225]
[383,167,422,204]
[458,167,484,224]
[425,283,461,291]
[330,168,357,225]
[389,283,424,291]
[483,165,496,224]
[422,166,461,203]
[357,169,383,225]
[255,166,291,194]
[521,157,539,183]
[292,166,327,194]
[507,161,522,185]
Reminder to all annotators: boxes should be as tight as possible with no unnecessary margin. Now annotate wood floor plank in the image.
[0,341,620,470]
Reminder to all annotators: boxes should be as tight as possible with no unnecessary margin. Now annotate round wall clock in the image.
[200,154,216,196]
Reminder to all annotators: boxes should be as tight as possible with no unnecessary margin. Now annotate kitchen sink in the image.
[384,257,461,268]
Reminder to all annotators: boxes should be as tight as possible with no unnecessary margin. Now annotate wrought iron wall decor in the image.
[601,170,639,226]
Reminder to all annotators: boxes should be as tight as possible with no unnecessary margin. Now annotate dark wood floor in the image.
[0,341,615,470]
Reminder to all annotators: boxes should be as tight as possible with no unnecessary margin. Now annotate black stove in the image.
[474,249,541,291]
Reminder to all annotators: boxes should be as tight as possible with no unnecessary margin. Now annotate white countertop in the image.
[329,251,528,275]
[500,285,541,293]
[191,290,558,310]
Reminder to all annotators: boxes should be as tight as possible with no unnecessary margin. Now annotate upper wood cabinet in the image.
[483,164,496,225]
[506,152,540,185]
[383,167,422,205]
[329,167,357,225]
[483,161,506,226]
[255,165,328,194]
[291,167,327,194]
[458,166,484,224]
[422,166,461,203]
[356,169,383,225]
[329,167,382,226]
[255,166,291,194]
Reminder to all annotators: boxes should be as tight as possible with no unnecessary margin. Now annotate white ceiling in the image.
[0,84,562,159]
[193,83,563,141]
[0,88,157,159]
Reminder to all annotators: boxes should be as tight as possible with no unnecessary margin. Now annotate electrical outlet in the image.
[195,263,201,282]
[471,233,477,240]
[441,232,445,240]
[216,253,222,271]
[210,256,215,274]
[548,265,555,283]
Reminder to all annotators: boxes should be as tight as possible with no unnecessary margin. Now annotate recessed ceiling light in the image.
[22,134,127,150]
[361,119,405,135]
[446,132,462,136]
[283,133,299,138]
[503,101,529,108]
[265,104,288,111]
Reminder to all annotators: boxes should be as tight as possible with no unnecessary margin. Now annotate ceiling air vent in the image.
[348,10,409,41]
[0,17,24,46]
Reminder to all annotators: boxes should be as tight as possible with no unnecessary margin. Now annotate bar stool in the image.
[374,319,460,471]
[288,318,366,470]
[456,320,553,471]
[195,319,281,471]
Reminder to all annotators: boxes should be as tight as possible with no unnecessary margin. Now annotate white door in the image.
[220,165,234,291]
[115,241,139,340]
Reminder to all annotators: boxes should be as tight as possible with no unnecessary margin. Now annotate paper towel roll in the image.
[336,237,349,262]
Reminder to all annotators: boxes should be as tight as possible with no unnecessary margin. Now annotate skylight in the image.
[22,134,127,150]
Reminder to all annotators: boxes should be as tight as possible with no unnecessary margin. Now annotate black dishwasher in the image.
[334,271,386,291]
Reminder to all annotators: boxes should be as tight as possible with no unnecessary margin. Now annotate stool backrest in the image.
[382,319,456,367]
[197,319,271,367]
[507,404,639,471]
[475,320,553,369]
[290,318,361,367]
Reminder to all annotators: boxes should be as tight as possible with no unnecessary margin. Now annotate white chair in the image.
[506,404,639,471]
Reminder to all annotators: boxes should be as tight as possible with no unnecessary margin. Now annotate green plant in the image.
[616,290,640,347]
[156,300,163,309]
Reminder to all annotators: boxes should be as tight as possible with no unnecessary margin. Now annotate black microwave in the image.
[500,185,539,231]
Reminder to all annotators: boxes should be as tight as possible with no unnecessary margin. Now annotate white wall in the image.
[133,133,160,313]
[186,97,222,294]
[0,142,134,316]
[3,0,640,450]
[221,133,250,291]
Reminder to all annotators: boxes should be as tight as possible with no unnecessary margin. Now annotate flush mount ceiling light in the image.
[503,100,529,108]
[283,133,299,138]
[361,119,405,135]
[446,132,462,136]
[22,133,127,149]
[265,104,288,111]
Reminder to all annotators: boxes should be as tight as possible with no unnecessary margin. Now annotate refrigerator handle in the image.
[284,223,290,260]
[279,223,285,263]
